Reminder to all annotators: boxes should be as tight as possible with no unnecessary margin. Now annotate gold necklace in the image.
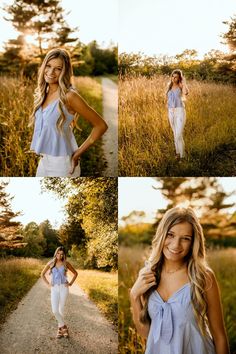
[164,264,185,274]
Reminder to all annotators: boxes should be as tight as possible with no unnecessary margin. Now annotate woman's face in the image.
[56,250,64,261]
[44,57,63,84]
[171,73,180,85]
[163,221,193,262]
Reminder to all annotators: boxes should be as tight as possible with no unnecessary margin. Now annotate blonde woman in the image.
[30,48,108,177]
[166,70,189,159]
[130,207,229,354]
[41,246,78,338]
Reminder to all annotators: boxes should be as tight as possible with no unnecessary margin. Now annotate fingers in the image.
[69,158,76,175]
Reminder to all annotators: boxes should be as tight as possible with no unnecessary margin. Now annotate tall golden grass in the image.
[0,76,104,176]
[118,246,236,354]
[76,269,118,328]
[119,75,236,176]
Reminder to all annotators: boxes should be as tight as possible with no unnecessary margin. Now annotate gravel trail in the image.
[101,78,118,177]
[0,278,117,354]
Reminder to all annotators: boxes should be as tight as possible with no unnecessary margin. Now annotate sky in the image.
[2,178,66,228]
[119,0,235,58]
[0,0,118,51]
[119,177,236,224]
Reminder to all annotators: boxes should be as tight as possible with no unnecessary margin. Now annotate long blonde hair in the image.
[140,207,212,337]
[29,48,79,132]
[49,246,67,275]
[166,69,184,95]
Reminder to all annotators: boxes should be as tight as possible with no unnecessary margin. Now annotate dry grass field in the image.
[119,75,236,176]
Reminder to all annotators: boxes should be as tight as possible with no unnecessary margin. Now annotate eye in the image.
[167,232,174,238]
[182,237,192,241]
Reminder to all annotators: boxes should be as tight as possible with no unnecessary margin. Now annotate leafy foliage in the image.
[43,178,118,270]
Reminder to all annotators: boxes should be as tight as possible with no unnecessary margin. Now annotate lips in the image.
[167,248,182,255]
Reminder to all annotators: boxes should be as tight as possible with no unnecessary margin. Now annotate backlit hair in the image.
[166,69,184,94]
[140,207,212,338]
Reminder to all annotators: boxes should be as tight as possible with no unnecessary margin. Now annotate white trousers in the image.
[36,154,81,177]
[51,284,69,327]
[168,107,186,158]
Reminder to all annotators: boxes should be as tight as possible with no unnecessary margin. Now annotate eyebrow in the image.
[168,231,192,237]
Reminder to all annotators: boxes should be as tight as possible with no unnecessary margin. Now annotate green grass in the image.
[0,257,44,326]
[76,269,118,329]
[119,246,236,354]
[73,76,106,176]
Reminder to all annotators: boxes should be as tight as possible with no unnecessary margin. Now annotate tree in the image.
[39,220,59,256]
[153,177,234,216]
[22,222,46,257]
[222,15,236,51]
[3,0,77,56]
[42,177,118,270]
[0,180,25,249]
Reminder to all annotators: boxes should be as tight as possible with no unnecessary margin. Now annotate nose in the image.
[48,68,55,75]
[171,237,181,249]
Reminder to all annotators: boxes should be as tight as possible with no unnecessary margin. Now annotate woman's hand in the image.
[131,267,156,299]
[69,152,80,175]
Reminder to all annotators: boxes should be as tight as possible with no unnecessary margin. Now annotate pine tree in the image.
[3,0,78,56]
[0,181,25,249]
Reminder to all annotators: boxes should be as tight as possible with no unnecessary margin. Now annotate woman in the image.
[30,48,108,177]
[41,246,78,338]
[166,69,189,159]
[130,207,229,354]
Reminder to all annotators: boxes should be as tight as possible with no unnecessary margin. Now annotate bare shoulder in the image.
[46,259,54,267]
[66,89,82,104]
[205,268,219,295]
[66,260,74,269]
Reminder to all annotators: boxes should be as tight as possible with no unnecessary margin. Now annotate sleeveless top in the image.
[30,99,78,156]
[167,87,184,108]
[51,265,68,286]
[145,283,216,354]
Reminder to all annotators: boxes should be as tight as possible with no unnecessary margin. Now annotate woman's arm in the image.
[66,261,78,286]
[66,90,108,174]
[180,77,189,95]
[206,271,229,354]
[41,262,51,287]
[130,267,156,338]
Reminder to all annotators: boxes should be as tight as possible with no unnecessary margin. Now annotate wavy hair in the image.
[166,69,184,95]
[49,246,67,275]
[29,48,79,132]
[140,207,212,338]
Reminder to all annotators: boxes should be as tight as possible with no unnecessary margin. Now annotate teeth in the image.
[168,248,181,254]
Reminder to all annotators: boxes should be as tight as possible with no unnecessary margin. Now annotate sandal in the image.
[61,325,69,338]
[56,327,63,339]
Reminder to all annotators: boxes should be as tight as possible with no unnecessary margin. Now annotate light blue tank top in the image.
[30,99,78,156]
[51,265,68,286]
[167,87,183,108]
[145,283,216,354]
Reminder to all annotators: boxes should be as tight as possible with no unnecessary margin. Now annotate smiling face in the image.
[171,73,181,85]
[163,221,193,262]
[44,57,63,84]
[56,250,65,261]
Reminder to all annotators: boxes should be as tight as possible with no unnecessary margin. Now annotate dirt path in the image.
[101,78,118,177]
[0,278,117,354]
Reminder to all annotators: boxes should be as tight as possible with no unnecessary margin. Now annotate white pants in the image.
[36,154,81,177]
[51,284,69,327]
[168,107,186,158]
